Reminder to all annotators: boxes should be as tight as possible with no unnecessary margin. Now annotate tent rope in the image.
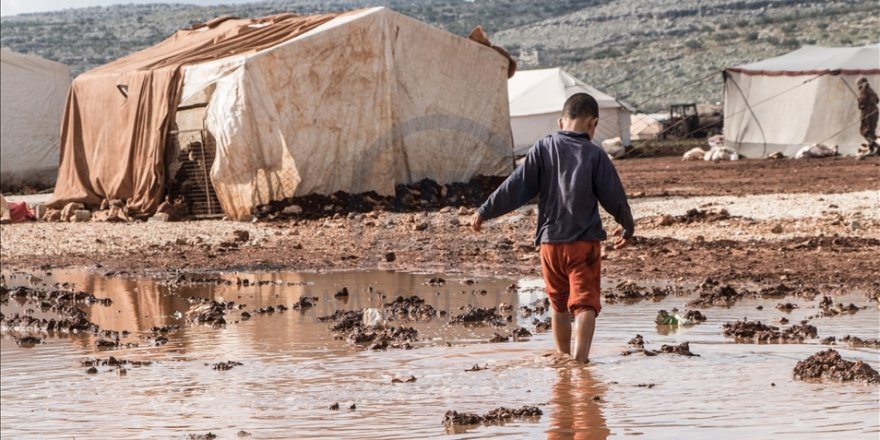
[726,72,768,157]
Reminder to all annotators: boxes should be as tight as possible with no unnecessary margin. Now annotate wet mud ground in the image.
[1,157,879,438]
[1,269,878,439]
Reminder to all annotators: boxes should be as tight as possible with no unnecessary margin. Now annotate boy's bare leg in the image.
[573,309,597,363]
[552,310,572,355]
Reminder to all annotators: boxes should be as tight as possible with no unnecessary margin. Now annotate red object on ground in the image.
[7,202,36,223]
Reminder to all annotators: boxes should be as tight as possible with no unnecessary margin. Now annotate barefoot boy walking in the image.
[471,93,634,363]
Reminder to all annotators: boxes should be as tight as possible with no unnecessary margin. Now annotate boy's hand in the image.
[471,213,483,232]
[612,226,628,249]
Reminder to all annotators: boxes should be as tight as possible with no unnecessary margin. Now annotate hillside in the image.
[1,0,877,112]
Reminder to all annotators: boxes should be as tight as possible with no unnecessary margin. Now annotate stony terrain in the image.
[3,157,878,293]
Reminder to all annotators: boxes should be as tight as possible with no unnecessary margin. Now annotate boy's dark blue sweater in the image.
[477,130,635,245]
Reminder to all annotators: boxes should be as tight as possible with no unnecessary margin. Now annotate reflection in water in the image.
[547,363,610,440]
[1,269,879,439]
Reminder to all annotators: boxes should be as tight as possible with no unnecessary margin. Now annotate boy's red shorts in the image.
[539,240,602,317]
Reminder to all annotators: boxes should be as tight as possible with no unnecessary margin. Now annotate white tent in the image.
[724,44,880,157]
[508,68,632,154]
[0,49,69,189]
[50,7,515,219]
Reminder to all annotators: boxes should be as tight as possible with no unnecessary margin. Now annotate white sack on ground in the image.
[704,147,739,161]
[682,147,707,161]
[795,143,838,159]
[601,137,626,159]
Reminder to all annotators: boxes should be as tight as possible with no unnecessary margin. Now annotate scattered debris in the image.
[443,405,542,430]
[488,333,509,343]
[793,349,879,384]
[15,336,41,347]
[605,280,674,303]
[391,375,417,383]
[659,342,699,357]
[449,305,506,327]
[212,361,243,371]
[722,319,817,343]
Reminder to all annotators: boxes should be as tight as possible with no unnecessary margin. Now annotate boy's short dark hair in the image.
[562,93,599,119]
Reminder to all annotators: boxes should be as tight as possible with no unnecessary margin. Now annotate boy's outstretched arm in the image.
[472,147,541,232]
[593,153,635,247]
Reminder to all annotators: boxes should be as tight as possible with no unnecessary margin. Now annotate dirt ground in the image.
[2,156,879,293]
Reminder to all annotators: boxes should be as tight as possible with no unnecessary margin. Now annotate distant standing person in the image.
[470,93,635,364]
[857,77,878,156]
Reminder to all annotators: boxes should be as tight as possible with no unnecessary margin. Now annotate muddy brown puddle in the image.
[1,269,878,439]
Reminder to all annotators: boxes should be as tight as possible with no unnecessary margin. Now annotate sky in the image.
[0,0,264,16]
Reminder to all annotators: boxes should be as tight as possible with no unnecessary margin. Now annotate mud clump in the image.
[81,356,152,368]
[15,336,41,347]
[391,375,417,383]
[688,284,747,308]
[605,280,675,303]
[426,277,446,286]
[384,295,437,321]
[623,335,698,356]
[449,305,507,327]
[666,208,732,224]
[443,405,542,431]
[292,295,318,310]
[628,334,646,349]
[659,342,699,357]
[1,285,115,340]
[252,175,505,220]
[212,361,243,371]
[318,309,420,350]
[533,316,552,333]
[808,296,862,318]
[443,410,483,427]
[684,310,707,322]
[185,297,236,328]
[841,335,880,348]
[510,326,532,340]
[824,335,880,348]
[758,283,819,299]
[4,285,112,306]
[722,319,818,343]
[488,332,509,343]
[793,349,880,384]
[775,302,798,312]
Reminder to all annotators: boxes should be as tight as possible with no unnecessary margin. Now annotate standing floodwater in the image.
[1,269,878,439]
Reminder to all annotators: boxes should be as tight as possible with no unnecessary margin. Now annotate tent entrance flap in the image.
[166,128,222,218]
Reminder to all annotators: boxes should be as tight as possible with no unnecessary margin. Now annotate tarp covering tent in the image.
[724,44,880,157]
[1,49,70,189]
[508,68,632,154]
[49,7,514,219]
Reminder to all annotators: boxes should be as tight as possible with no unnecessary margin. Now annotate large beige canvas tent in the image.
[724,44,880,157]
[49,7,514,220]
[508,68,632,154]
[1,49,70,189]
